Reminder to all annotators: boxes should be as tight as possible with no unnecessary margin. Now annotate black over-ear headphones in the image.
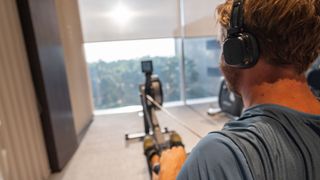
[222,0,260,68]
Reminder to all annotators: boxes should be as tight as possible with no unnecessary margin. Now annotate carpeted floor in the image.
[49,103,231,180]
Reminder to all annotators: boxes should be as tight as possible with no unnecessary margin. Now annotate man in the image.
[152,0,320,179]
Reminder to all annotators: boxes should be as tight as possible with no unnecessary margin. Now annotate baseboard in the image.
[77,115,94,143]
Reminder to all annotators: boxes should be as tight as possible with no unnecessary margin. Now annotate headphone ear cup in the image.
[223,37,246,67]
[222,33,260,68]
[246,33,260,65]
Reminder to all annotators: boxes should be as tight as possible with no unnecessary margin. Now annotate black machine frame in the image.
[125,61,172,146]
[125,60,177,176]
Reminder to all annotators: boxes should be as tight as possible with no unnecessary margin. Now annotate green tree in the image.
[88,56,199,109]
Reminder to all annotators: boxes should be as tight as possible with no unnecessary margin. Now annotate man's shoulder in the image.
[177,133,253,180]
[222,104,320,139]
[192,133,240,155]
[218,104,320,180]
[222,104,301,133]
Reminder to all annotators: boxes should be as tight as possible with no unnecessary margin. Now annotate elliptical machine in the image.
[307,57,320,99]
[208,77,243,117]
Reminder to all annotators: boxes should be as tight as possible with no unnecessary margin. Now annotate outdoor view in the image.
[184,37,222,99]
[88,56,181,109]
[85,38,180,110]
[85,38,222,110]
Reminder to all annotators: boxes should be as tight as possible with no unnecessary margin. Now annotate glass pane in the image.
[184,37,222,100]
[183,0,224,37]
[85,38,181,110]
[78,0,181,42]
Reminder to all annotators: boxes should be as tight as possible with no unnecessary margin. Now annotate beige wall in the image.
[0,0,50,179]
[55,0,94,136]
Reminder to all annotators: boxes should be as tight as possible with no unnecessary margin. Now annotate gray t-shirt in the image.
[177,133,253,180]
[178,104,320,180]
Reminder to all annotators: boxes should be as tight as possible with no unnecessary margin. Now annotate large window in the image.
[182,0,224,101]
[79,0,225,110]
[85,39,181,109]
[184,37,222,100]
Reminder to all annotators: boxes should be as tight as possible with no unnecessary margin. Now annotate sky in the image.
[84,38,176,63]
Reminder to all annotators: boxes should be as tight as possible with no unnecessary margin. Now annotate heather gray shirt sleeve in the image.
[177,133,253,180]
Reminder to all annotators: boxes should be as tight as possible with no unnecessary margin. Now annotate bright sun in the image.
[109,3,134,26]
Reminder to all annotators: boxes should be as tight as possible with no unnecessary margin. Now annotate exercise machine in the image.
[307,57,320,99]
[125,60,184,176]
[208,78,243,117]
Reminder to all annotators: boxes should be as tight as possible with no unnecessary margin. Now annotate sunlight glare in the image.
[109,3,134,26]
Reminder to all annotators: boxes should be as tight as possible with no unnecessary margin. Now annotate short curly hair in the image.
[217,0,320,74]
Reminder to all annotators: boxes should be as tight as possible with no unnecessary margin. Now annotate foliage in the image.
[88,56,200,109]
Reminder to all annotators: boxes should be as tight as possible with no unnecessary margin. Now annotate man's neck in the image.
[241,78,320,115]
